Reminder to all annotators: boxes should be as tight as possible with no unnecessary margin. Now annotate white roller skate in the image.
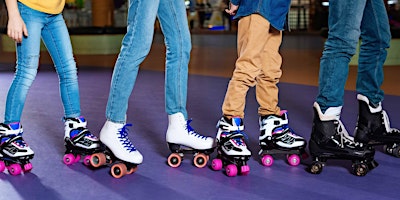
[89,121,142,178]
[0,122,34,175]
[63,116,101,166]
[212,117,251,177]
[258,111,308,167]
[166,112,215,168]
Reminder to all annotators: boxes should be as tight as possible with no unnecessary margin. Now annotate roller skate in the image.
[166,113,215,168]
[211,117,251,177]
[0,122,34,175]
[63,116,101,166]
[258,111,307,167]
[89,121,142,178]
[355,94,400,157]
[308,102,378,176]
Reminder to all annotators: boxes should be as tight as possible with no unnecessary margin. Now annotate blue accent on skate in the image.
[233,118,242,130]
[1,69,398,200]
[9,122,21,130]
[118,124,137,152]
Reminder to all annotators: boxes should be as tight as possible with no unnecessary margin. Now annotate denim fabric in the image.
[316,0,391,112]
[106,0,191,123]
[230,0,291,30]
[4,2,81,124]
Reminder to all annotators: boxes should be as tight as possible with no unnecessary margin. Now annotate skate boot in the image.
[354,94,400,157]
[211,116,251,177]
[0,122,34,175]
[258,111,308,167]
[308,102,378,176]
[89,120,142,178]
[63,116,101,166]
[166,112,215,168]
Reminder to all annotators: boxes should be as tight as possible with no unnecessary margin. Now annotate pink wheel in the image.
[287,154,301,166]
[74,154,81,163]
[23,163,33,172]
[211,158,223,171]
[261,154,274,167]
[241,165,250,176]
[7,164,22,175]
[63,154,76,165]
[0,161,6,172]
[225,164,238,177]
[83,155,91,166]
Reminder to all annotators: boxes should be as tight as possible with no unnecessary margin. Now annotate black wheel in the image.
[310,162,323,174]
[392,146,400,158]
[353,163,368,176]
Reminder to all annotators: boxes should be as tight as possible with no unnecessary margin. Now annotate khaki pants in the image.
[222,14,283,118]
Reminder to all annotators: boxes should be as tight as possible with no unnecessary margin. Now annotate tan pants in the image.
[222,14,283,118]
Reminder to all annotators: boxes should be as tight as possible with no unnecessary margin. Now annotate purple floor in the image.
[0,67,399,200]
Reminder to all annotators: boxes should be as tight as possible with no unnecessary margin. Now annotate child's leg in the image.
[255,19,282,116]
[4,3,43,124]
[222,14,271,118]
[41,13,81,118]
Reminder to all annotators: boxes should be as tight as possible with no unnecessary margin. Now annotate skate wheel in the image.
[383,144,391,154]
[7,164,22,176]
[193,153,208,168]
[90,153,107,168]
[261,155,274,167]
[241,165,250,176]
[23,163,33,172]
[167,153,182,168]
[353,163,368,177]
[74,154,81,163]
[310,162,323,174]
[225,164,238,177]
[83,155,91,166]
[0,161,6,173]
[63,154,76,165]
[287,154,301,166]
[392,146,400,158]
[111,163,128,179]
[211,159,223,171]
[127,166,138,175]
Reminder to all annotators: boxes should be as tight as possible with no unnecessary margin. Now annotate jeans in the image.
[106,0,191,123]
[316,0,391,112]
[4,2,81,124]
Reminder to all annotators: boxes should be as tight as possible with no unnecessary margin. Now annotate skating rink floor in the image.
[0,33,399,200]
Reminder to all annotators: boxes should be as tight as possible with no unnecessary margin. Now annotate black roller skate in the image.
[355,94,400,157]
[211,117,251,177]
[63,116,101,166]
[0,123,34,175]
[89,121,141,178]
[258,111,308,167]
[308,102,378,176]
[166,113,215,168]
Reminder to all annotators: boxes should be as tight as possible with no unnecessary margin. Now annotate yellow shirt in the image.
[19,0,66,14]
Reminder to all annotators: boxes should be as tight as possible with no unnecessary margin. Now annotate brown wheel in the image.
[167,153,182,168]
[193,153,208,168]
[126,166,138,175]
[111,163,128,178]
[90,153,107,168]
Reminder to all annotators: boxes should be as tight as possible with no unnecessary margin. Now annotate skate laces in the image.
[336,120,362,148]
[186,120,208,140]
[117,124,137,152]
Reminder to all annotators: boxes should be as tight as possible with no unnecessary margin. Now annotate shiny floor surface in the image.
[0,33,399,200]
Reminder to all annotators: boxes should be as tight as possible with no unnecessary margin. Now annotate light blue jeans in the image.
[316,0,391,112]
[4,2,81,124]
[106,0,191,123]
